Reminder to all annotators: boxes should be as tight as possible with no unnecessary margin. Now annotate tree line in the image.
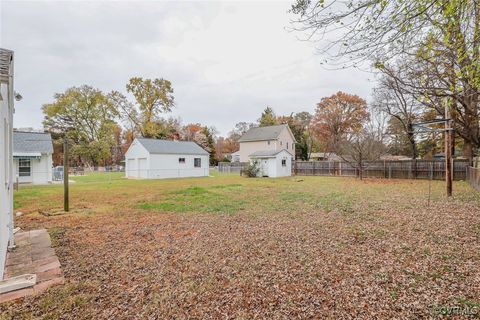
[43,1,480,170]
[44,77,460,172]
[42,77,321,167]
[43,78,217,167]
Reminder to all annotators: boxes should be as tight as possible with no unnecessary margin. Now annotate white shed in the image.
[0,48,14,279]
[125,138,210,179]
[13,131,53,184]
[249,149,293,178]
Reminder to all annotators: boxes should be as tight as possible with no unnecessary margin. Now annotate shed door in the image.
[138,158,147,178]
[260,159,269,177]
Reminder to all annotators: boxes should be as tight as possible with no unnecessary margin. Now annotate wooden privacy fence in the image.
[294,160,470,181]
[218,162,249,173]
[467,166,480,191]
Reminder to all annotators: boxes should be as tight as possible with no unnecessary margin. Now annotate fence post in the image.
[414,159,417,179]
[63,139,69,212]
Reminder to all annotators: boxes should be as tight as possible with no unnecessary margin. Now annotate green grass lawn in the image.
[3,171,480,319]
[14,170,479,217]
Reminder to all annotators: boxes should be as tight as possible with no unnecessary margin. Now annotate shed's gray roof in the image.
[0,48,13,84]
[249,149,293,158]
[137,138,209,155]
[13,131,53,154]
[238,124,290,142]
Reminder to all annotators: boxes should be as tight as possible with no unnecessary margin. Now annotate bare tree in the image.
[334,113,388,179]
[290,0,442,67]
[291,0,480,162]
[372,71,423,158]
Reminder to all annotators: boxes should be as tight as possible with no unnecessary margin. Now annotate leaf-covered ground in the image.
[1,172,479,319]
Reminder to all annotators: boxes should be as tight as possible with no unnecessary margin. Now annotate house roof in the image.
[13,131,53,154]
[0,48,13,84]
[238,124,294,142]
[310,152,342,160]
[249,149,293,158]
[136,138,209,155]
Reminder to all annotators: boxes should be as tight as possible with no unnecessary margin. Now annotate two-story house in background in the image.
[238,124,296,162]
[237,124,296,177]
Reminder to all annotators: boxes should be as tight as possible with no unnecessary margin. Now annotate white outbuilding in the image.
[249,149,293,178]
[13,131,53,184]
[125,138,210,179]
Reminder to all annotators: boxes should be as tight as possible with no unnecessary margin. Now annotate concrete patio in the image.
[0,229,64,303]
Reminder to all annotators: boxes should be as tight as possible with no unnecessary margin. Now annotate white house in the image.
[249,149,293,178]
[237,124,296,177]
[231,151,241,162]
[13,131,53,184]
[238,124,296,162]
[125,138,210,179]
[0,48,14,280]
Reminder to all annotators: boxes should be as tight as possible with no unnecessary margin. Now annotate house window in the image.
[280,141,283,146]
[179,157,186,164]
[267,141,270,145]
[194,158,201,168]
[281,159,287,167]
[19,159,31,176]
[286,142,288,149]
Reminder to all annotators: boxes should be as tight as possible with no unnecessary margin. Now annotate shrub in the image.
[243,162,260,178]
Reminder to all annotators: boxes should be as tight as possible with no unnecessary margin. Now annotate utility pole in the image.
[63,138,69,211]
[445,102,453,197]
[411,105,454,198]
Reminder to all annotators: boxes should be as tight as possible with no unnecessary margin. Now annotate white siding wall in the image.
[13,154,52,184]
[239,140,276,162]
[0,74,14,279]
[276,127,296,155]
[148,154,209,179]
[125,140,149,178]
[251,150,292,178]
[125,139,209,179]
[268,158,277,177]
[275,151,292,177]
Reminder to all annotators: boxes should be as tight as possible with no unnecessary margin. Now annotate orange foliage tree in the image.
[311,92,370,152]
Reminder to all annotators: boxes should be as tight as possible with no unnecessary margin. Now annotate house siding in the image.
[148,154,209,179]
[125,140,150,178]
[125,139,209,179]
[239,140,276,162]
[0,54,14,280]
[249,150,293,178]
[276,127,295,154]
[274,150,292,177]
[13,154,53,184]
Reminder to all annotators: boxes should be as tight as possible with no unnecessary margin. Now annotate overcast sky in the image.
[1,0,374,136]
